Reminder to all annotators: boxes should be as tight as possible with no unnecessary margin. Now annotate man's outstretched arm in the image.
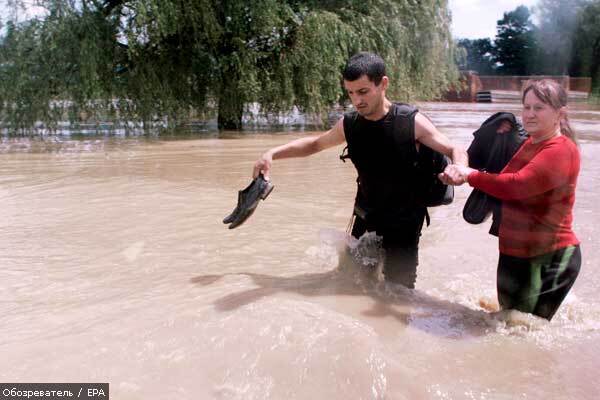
[414,112,468,166]
[253,118,346,179]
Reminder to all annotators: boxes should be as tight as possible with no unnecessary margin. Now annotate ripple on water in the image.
[203,298,390,399]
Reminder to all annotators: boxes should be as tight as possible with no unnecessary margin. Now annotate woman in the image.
[443,79,581,320]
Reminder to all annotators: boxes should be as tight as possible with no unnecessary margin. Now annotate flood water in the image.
[1,93,600,399]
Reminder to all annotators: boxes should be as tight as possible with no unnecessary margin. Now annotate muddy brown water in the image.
[1,93,599,399]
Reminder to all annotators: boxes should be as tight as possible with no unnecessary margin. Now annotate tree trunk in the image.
[591,38,600,94]
[217,77,244,130]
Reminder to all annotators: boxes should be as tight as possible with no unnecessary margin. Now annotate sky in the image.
[0,0,47,23]
[449,0,540,39]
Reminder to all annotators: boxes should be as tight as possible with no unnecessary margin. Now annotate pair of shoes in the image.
[223,174,274,229]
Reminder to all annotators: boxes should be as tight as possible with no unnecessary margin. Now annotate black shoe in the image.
[223,174,274,229]
[223,191,243,224]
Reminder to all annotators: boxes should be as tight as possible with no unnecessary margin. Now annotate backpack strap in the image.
[340,111,359,162]
[389,103,419,165]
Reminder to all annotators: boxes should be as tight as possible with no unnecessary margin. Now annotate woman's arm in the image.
[468,140,577,200]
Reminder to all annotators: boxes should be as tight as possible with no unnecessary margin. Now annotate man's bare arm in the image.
[253,118,346,178]
[414,112,468,166]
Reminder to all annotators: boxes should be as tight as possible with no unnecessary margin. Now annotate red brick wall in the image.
[479,76,572,91]
[569,78,592,93]
[442,71,482,102]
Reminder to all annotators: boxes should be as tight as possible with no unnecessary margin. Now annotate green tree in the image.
[532,0,589,75]
[456,38,495,74]
[0,0,458,133]
[570,0,600,94]
[0,1,126,131]
[493,5,536,75]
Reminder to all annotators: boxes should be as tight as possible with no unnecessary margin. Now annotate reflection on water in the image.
[1,94,599,399]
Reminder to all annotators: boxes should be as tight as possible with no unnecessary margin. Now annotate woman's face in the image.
[522,90,562,137]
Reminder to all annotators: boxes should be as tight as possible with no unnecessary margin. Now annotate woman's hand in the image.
[438,164,476,185]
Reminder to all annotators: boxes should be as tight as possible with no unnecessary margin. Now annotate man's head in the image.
[342,52,389,118]
[343,52,386,85]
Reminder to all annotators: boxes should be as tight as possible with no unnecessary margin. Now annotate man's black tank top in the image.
[343,103,422,225]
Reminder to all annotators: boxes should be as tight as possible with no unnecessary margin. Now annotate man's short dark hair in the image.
[342,52,386,86]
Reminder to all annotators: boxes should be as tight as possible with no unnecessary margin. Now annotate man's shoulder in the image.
[391,102,418,117]
[342,111,360,137]
[343,110,359,121]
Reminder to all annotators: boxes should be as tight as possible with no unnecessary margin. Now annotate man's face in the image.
[343,75,388,118]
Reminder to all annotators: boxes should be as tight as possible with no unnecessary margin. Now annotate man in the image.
[253,52,468,288]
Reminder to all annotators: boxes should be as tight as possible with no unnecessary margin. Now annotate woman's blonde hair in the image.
[522,79,577,143]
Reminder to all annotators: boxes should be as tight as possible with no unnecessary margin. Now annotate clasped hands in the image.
[438,121,510,185]
[438,164,476,186]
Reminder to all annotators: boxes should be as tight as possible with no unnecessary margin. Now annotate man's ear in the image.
[380,76,389,91]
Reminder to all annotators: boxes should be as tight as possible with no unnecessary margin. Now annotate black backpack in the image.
[341,103,453,209]
[414,143,454,207]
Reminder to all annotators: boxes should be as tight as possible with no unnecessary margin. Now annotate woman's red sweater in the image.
[468,135,580,258]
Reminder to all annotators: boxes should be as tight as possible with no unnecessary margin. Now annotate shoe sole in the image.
[261,182,274,200]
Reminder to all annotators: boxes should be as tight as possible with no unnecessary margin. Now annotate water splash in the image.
[204,298,389,399]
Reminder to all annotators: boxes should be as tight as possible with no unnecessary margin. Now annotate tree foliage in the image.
[455,0,600,95]
[456,38,495,74]
[493,5,536,75]
[528,0,600,95]
[570,0,600,94]
[0,0,458,133]
[532,0,588,75]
